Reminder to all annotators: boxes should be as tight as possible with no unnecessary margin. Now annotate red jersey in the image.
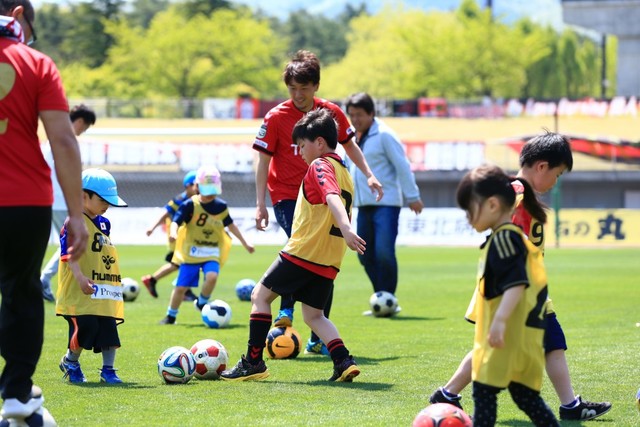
[0,37,69,207]
[252,97,354,204]
[511,180,545,248]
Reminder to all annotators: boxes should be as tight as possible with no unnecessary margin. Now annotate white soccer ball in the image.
[190,339,229,380]
[121,277,140,302]
[201,299,232,328]
[157,346,196,384]
[0,406,57,427]
[235,278,255,301]
[369,291,398,317]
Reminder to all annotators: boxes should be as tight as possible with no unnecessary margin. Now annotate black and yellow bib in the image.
[471,223,548,391]
[283,156,353,270]
[172,196,231,265]
[56,215,124,320]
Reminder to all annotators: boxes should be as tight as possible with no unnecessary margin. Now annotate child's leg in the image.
[508,382,560,427]
[444,350,473,394]
[245,282,279,363]
[301,304,348,362]
[472,382,501,427]
[169,286,188,310]
[64,348,82,362]
[102,347,116,368]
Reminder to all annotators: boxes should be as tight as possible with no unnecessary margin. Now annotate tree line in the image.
[34,0,616,104]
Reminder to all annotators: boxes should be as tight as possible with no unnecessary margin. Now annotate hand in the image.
[78,277,95,295]
[255,205,269,231]
[367,176,384,202]
[488,319,506,348]
[409,200,424,215]
[146,228,153,236]
[245,243,255,254]
[65,215,89,262]
[343,228,366,255]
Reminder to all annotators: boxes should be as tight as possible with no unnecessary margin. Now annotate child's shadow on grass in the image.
[180,323,244,330]
[67,382,155,389]
[292,355,400,366]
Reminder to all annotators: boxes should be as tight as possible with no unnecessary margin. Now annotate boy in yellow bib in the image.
[56,168,128,384]
[159,166,254,325]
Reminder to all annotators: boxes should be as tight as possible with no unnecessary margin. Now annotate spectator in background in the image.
[345,93,423,315]
[40,104,96,302]
[0,0,88,423]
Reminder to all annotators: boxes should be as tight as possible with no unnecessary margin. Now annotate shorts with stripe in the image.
[64,315,120,353]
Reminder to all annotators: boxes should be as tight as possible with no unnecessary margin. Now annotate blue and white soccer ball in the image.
[235,278,255,301]
[121,277,140,302]
[0,407,57,427]
[369,291,398,317]
[201,299,232,328]
[157,346,197,384]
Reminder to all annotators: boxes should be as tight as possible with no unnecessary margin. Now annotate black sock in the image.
[246,312,272,363]
[327,338,349,363]
[150,277,157,286]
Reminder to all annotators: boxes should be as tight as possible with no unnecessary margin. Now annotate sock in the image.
[102,347,116,367]
[198,294,209,307]
[327,338,349,363]
[246,312,272,363]
[442,388,461,399]
[65,350,80,362]
[167,308,178,318]
[560,397,580,408]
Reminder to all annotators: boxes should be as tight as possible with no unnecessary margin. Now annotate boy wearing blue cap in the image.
[56,168,128,384]
[159,166,255,325]
[142,170,198,300]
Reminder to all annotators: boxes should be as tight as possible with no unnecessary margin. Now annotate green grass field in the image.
[10,245,640,426]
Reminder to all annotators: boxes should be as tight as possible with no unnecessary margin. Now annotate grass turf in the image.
[6,245,640,426]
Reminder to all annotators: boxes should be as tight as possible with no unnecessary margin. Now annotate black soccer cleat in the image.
[328,356,360,382]
[429,387,464,410]
[559,396,612,421]
[220,356,269,381]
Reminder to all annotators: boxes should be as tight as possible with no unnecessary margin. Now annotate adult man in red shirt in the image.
[253,50,382,355]
[0,0,88,423]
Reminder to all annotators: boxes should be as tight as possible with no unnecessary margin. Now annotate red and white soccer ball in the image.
[412,403,473,427]
[190,339,229,380]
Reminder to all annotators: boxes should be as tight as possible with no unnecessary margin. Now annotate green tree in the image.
[126,0,170,28]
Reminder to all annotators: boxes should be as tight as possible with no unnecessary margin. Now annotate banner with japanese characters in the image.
[547,209,640,247]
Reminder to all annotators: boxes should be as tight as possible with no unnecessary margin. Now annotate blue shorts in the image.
[175,261,220,288]
[544,313,568,353]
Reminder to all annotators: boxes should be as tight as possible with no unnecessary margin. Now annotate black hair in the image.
[70,104,96,125]
[0,0,34,21]
[520,131,573,172]
[345,92,376,116]
[283,50,320,86]
[456,164,547,224]
[291,109,338,149]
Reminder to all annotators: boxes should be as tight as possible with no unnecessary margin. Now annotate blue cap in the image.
[183,170,197,187]
[82,168,128,207]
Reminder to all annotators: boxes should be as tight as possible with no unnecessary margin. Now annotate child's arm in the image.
[146,211,170,236]
[326,193,366,255]
[68,260,95,295]
[342,140,384,202]
[169,221,179,242]
[488,284,525,348]
[226,223,255,254]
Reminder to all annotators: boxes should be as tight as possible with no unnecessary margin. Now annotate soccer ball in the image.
[201,299,232,328]
[369,291,398,317]
[0,407,57,427]
[190,339,229,380]
[265,326,302,359]
[412,403,472,427]
[121,277,140,302]
[235,278,255,301]
[157,346,197,384]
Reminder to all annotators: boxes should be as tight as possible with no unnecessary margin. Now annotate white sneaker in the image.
[362,310,373,316]
[1,386,43,419]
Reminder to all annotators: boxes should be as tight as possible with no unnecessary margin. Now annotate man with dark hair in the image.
[345,92,423,314]
[252,50,382,355]
[40,104,97,301]
[0,0,88,423]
